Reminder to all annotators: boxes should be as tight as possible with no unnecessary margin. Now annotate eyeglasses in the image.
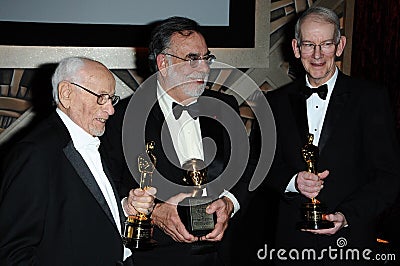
[162,52,216,68]
[299,40,337,54]
[69,82,120,106]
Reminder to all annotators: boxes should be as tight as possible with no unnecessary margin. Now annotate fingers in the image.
[165,192,192,205]
[206,199,231,221]
[158,216,194,242]
[200,199,230,242]
[301,216,340,235]
[172,218,197,242]
[318,170,329,180]
[200,222,225,241]
[324,212,348,228]
[144,186,157,196]
[204,199,222,214]
[127,187,156,215]
[297,171,328,199]
[151,201,198,243]
[206,197,233,216]
[302,227,338,235]
[303,212,347,235]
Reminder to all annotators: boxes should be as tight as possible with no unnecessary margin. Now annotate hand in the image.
[296,170,329,199]
[151,193,198,243]
[123,187,157,216]
[199,196,233,242]
[302,211,348,235]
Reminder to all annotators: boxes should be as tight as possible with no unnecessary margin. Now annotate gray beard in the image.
[183,85,205,98]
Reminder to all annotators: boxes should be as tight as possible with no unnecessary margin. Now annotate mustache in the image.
[187,73,209,81]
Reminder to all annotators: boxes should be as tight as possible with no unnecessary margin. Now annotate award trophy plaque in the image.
[177,159,216,237]
[298,134,334,230]
[123,141,157,250]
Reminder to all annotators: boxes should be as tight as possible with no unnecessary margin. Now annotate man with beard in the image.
[100,17,249,265]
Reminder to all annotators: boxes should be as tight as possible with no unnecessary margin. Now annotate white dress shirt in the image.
[157,83,240,215]
[56,108,132,261]
[285,67,338,193]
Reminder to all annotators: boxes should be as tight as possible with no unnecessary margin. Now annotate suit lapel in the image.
[289,84,309,145]
[102,158,126,228]
[198,96,214,166]
[318,73,351,153]
[197,94,227,180]
[63,142,117,228]
[146,101,186,186]
[149,101,181,166]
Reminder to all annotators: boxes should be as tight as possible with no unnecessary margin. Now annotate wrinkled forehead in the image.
[302,14,335,29]
[80,63,115,85]
[300,16,336,39]
[169,31,208,55]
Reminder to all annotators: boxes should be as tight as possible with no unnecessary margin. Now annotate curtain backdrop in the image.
[351,0,400,137]
[351,0,400,251]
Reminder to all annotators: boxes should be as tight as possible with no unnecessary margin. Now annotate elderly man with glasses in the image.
[264,6,400,266]
[100,17,252,266]
[0,57,156,265]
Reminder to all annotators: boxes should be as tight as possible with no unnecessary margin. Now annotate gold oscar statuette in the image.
[123,141,157,249]
[177,159,216,237]
[298,134,334,230]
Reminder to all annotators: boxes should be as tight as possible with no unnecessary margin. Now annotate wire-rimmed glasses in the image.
[299,40,337,55]
[162,52,216,68]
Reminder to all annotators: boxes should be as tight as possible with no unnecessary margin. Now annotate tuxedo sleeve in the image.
[0,143,50,264]
[337,87,400,224]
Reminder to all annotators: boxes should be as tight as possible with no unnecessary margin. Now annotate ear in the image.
[58,81,73,109]
[156,53,168,77]
[292,39,301,58]
[335,36,347,57]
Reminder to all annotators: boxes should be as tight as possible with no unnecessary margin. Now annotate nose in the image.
[313,45,322,59]
[104,100,115,115]
[195,59,211,73]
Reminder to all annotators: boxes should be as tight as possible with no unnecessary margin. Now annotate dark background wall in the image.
[352,0,400,137]
[351,0,400,252]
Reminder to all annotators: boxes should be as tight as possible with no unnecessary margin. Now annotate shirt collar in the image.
[156,81,198,118]
[56,108,100,150]
[305,67,338,100]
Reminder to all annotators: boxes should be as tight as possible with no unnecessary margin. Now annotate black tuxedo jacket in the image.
[0,112,130,266]
[100,82,250,265]
[266,71,400,255]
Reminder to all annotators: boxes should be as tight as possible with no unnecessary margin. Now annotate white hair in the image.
[51,57,87,104]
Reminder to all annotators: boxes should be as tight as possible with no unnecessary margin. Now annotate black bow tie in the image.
[302,84,328,100]
[172,102,200,120]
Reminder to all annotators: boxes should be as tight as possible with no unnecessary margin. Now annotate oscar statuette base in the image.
[123,215,157,250]
[297,220,335,230]
[297,202,334,230]
[177,197,216,237]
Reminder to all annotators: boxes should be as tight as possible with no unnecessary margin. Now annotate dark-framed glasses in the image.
[69,82,120,106]
[299,40,337,54]
[162,52,216,68]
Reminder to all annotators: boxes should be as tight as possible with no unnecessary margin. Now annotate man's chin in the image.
[90,127,105,137]
[183,86,205,98]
